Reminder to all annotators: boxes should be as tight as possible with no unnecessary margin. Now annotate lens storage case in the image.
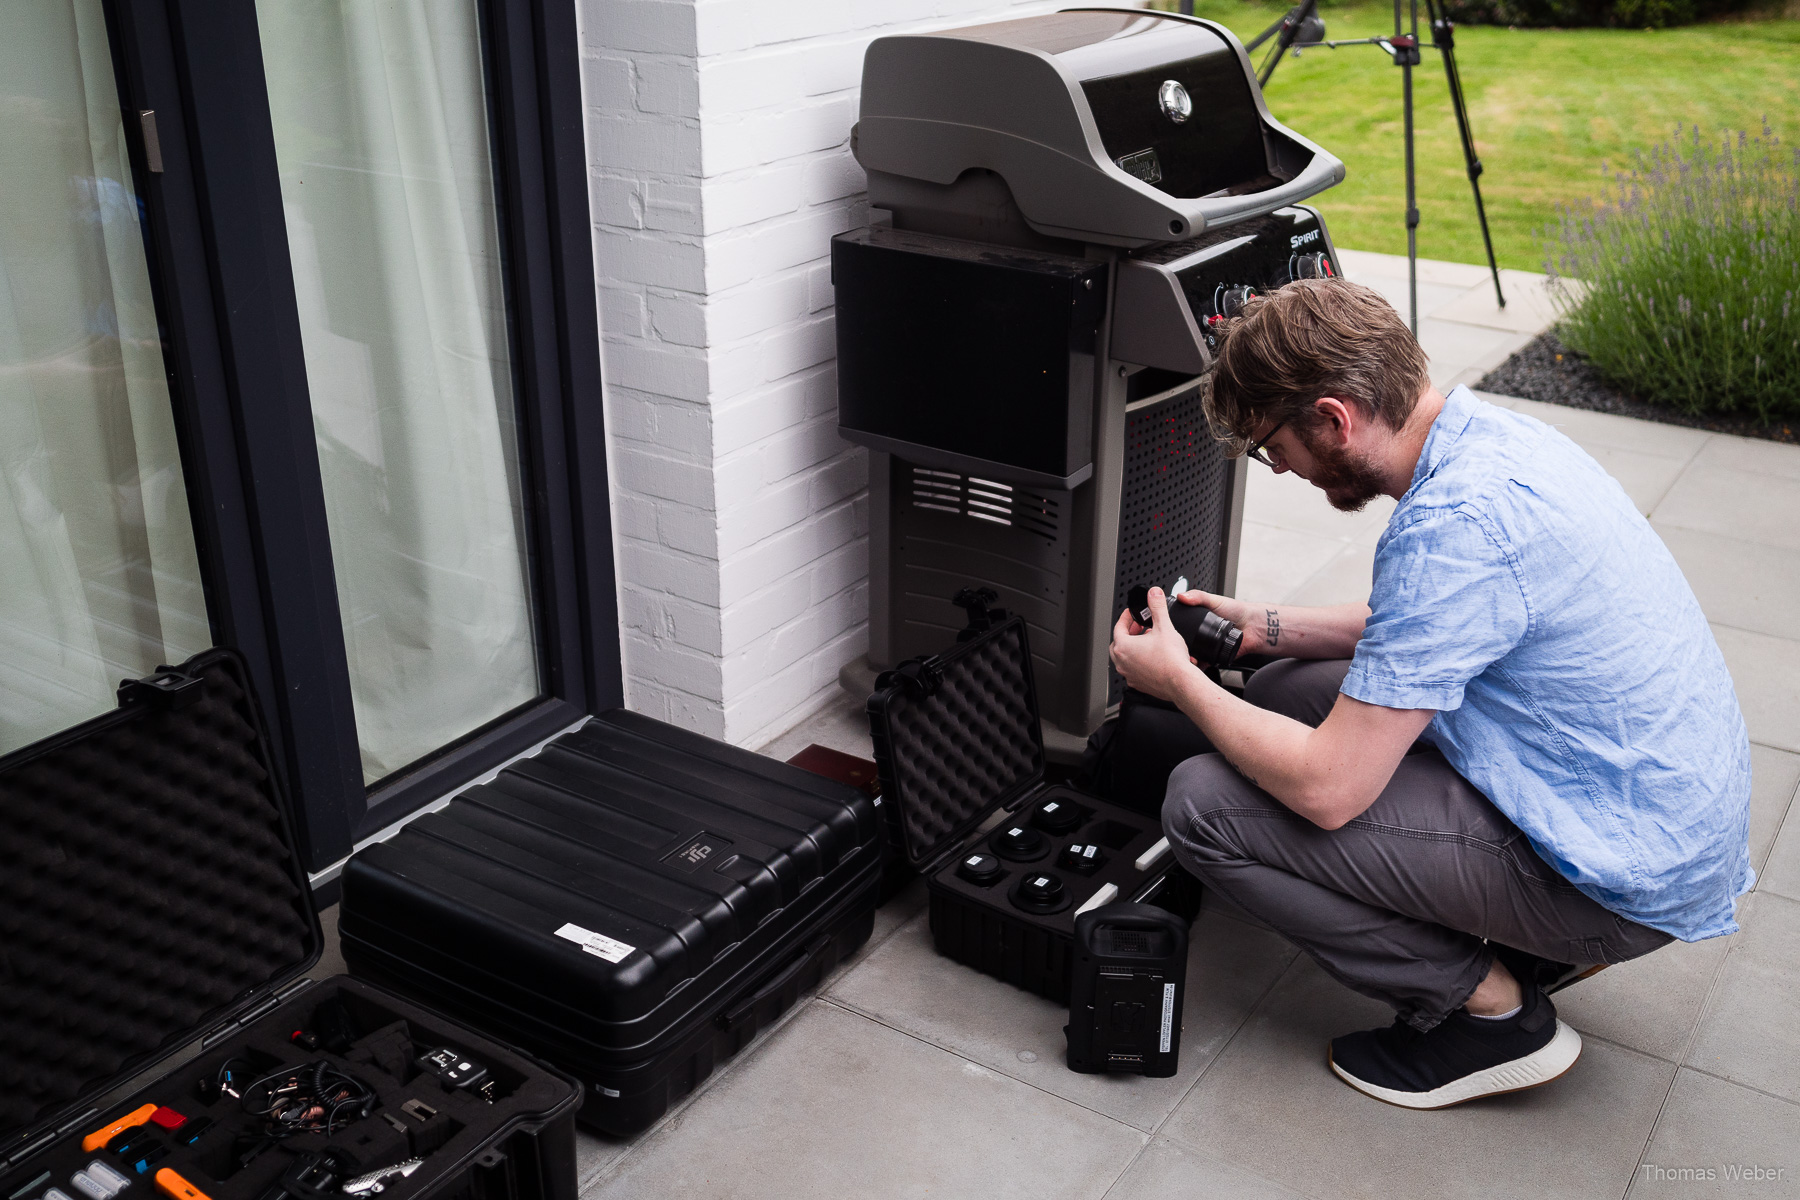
[868,604,1199,1003]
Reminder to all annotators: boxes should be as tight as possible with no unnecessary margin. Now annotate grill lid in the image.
[854,8,1344,247]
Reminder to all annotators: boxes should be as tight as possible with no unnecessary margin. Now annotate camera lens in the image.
[1011,871,1070,914]
[992,824,1048,862]
[1030,798,1084,836]
[956,852,1005,886]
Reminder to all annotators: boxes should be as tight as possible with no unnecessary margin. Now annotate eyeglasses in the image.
[1247,420,1285,468]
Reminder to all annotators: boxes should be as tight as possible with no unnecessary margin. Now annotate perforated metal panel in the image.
[1109,386,1234,704]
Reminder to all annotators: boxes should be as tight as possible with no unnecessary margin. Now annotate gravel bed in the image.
[1476,332,1797,445]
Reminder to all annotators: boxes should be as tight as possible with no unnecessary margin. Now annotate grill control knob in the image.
[1216,284,1258,317]
[1290,251,1334,281]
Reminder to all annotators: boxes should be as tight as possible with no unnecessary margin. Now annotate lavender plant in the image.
[1546,123,1800,422]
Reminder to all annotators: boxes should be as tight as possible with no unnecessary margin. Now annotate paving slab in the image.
[1759,766,1800,901]
[1750,744,1800,876]
[1626,1069,1800,1199]
[1710,625,1800,755]
[1158,957,1677,1200]
[1685,891,1800,1106]
[1689,430,1800,481]
[1335,248,1493,289]
[1281,542,1378,608]
[1550,932,1735,1064]
[826,906,1297,1133]
[1654,460,1800,553]
[1654,525,1800,644]
[1416,318,1528,388]
[1234,520,1357,606]
[1506,396,1715,460]
[1102,1138,1313,1200]
[584,999,1147,1200]
[1431,268,1565,335]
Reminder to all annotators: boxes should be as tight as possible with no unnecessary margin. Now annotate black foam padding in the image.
[868,618,1045,867]
[0,653,314,1139]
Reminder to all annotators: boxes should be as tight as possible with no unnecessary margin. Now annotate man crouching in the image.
[1109,279,1751,1108]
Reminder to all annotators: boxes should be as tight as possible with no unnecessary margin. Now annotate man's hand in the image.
[1110,587,1203,702]
[1171,589,1277,656]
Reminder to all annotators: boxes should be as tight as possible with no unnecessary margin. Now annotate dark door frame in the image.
[103,0,620,874]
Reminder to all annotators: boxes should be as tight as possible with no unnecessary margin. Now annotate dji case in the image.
[0,651,581,1200]
[867,605,1200,1003]
[337,711,882,1137]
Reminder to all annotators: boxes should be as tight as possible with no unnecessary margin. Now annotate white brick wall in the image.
[577,0,1063,745]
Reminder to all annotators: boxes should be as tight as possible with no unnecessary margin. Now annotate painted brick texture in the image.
[578,0,1058,745]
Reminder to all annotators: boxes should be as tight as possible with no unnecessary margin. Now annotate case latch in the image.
[117,668,204,710]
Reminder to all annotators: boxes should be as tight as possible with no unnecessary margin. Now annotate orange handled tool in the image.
[154,1169,213,1200]
[81,1104,157,1152]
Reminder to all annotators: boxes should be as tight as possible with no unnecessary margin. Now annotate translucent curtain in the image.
[0,1,210,756]
[256,0,539,783]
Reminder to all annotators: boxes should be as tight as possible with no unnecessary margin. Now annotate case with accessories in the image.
[867,602,1200,1004]
[0,651,581,1200]
[335,711,882,1137]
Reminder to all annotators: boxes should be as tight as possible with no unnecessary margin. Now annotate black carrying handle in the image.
[716,933,835,1032]
[875,656,943,700]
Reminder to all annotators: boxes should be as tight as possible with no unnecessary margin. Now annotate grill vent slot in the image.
[908,468,1062,542]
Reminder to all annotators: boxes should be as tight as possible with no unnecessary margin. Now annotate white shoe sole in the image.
[1329,1019,1584,1110]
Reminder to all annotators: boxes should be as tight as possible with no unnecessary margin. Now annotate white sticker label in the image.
[967,856,983,866]
[1159,982,1177,1053]
[1043,802,1059,813]
[555,922,636,963]
[1084,845,1096,858]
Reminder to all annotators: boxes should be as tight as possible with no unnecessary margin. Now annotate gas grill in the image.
[832,7,1346,748]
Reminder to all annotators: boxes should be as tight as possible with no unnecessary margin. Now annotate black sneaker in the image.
[1328,987,1582,1109]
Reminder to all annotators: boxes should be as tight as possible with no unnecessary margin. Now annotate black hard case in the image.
[0,651,581,1200]
[336,711,882,1137]
[867,616,1199,1004]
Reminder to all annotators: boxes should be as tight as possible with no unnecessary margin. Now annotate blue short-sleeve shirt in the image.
[1341,386,1752,941]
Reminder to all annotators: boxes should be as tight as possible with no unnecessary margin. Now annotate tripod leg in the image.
[1427,0,1506,308]
[1400,0,1419,336]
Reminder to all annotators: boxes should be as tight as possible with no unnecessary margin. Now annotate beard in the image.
[1301,434,1388,513]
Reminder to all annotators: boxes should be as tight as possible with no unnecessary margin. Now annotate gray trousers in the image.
[1163,658,1673,1031]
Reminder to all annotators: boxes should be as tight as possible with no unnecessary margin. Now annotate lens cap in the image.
[992,823,1048,862]
[1030,798,1084,836]
[1011,871,1070,914]
[1058,842,1106,875]
[956,852,1005,886]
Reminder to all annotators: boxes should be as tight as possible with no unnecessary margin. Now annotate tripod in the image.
[1222,0,1508,335]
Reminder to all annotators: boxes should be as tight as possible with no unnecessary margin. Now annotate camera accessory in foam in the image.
[868,606,1201,1003]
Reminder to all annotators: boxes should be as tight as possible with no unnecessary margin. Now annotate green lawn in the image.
[1154,1,1800,268]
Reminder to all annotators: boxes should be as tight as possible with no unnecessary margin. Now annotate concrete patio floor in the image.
[319,250,1798,1199]
[566,251,1800,1200]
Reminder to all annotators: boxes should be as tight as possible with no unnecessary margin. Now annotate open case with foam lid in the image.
[0,650,580,1200]
[867,599,1200,1003]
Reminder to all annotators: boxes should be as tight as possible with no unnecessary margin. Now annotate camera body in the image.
[1127,585,1242,668]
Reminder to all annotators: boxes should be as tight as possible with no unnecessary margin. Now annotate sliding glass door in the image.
[255,0,541,784]
[3,0,616,874]
[0,1,211,756]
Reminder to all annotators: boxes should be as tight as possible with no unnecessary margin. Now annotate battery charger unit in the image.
[1064,902,1189,1077]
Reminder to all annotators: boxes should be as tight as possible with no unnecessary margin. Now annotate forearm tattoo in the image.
[1265,608,1280,647]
